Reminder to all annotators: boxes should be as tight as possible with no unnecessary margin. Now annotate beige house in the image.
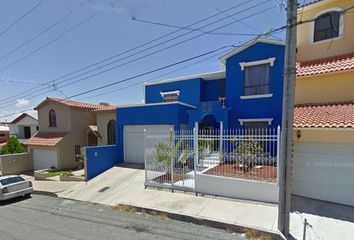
[292,0,354,206]
[26,97,116,170]
[93,105,117,146]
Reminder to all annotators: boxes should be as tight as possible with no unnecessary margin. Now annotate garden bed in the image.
[153,172,186,184]
[204,163,277,183]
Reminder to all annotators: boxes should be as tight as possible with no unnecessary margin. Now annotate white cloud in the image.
[15,99,29,108]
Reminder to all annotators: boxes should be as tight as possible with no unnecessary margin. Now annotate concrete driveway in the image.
[290,195,354,240]
[60,164,279,234]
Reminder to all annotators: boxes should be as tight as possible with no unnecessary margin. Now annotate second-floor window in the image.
[314,11,340,42]
[160,90,180,102]
[49,109,57,127]
[244,64,270,96]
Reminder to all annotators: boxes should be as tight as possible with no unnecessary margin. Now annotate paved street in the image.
[0,195,244,240]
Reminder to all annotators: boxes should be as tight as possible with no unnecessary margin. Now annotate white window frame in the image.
[239,58,275,99]
[160,90,180,97]
[239,57,275,71]
[160,90,180,102]
[238,118,273,126]
[309,7,344,44]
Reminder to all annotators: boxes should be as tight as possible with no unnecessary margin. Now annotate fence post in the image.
[277,125,281,185]
[144,129,148,188]
[194,122,198,194]
[170,128,174,192]
[219,121,223,161]
[194,122,198,173]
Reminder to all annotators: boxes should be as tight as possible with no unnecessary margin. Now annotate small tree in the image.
[235,141,263,173]
[0,136,25,155]
[153,140,191,172]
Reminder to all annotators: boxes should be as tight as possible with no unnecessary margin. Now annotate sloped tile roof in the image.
[92,105,117,112]
[35,97,115,111]
[294,102,354,128]
[296,53,354,77]
[25,132,66,146]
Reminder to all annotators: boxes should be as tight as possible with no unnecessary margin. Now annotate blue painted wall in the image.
[145,78,202,105]
[200,79,224,102]
[225,42,285,129]
[116,103,194,162]
[85,145,119,181]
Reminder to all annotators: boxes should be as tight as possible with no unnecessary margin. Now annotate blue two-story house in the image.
[116,38,285,164]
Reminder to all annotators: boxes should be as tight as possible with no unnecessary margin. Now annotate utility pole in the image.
[278,0,298,236]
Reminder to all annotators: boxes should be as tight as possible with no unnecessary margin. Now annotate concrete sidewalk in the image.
[59,166,279,235]
[21,174,79,196]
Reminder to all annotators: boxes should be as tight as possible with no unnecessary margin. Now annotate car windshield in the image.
[0,176,25,186]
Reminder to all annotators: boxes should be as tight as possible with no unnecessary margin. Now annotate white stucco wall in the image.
[195,173,279,203]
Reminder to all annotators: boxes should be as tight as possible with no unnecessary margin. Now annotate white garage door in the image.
[293,142,354,206]
[33,149,58,170]
[124,125,173,164]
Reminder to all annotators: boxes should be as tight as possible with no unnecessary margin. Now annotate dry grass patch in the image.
[244,228,276,240]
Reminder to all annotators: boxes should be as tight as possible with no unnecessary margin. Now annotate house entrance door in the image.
[24,127,31,139]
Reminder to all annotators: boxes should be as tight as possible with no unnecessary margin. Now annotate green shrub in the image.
[235,141,263,173]
[0,136,25,155]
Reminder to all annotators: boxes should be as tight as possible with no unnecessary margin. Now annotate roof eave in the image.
[219,38,285,64]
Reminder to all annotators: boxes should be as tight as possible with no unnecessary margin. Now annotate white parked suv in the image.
[0,175,33,201]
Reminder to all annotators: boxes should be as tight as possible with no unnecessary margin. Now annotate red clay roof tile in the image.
[294,102,354,128]
[35,97,116,111]
[25,132,66,146]
[296,53,354,77]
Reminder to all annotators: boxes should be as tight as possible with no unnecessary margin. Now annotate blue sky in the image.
[0,0,287,121]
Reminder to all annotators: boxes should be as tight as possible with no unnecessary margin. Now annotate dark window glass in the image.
[244,121,268,130]
[107,120,116,145]
[314,11,340,42]
[49,109,57,127]
[163,93,179,102]
[244,64,270,96]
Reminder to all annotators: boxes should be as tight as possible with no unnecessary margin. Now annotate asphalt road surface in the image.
[0,195,244,240]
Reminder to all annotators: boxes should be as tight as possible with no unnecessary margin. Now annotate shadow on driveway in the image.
[291,195,354,223]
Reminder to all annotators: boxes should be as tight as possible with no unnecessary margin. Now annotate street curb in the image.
[115,203,284,240]
[33,190,58,198]
[32,192,283,239]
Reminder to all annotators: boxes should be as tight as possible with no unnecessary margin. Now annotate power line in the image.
[0,77,46,85]
[0,45,233,119]
[0,1,42,37]
[0,1,276,108]
[78,47,233,101]
[214,6,283,40]
[131,17,260,36]
[2,5,353,118]
[0,12,72,61]
[0,0,261,103]
[64,46,233,99]
[0,14,93,72]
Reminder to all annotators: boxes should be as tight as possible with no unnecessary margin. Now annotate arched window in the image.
[49,109,57,127]
[107,120,116,145]
[313,10,341,42]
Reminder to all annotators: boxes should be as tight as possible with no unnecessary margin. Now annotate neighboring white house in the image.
[2,113,38,142]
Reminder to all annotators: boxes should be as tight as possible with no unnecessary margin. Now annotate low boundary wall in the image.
[0,152,33,175]
[85,145,120,181]
[195,173,279,203]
